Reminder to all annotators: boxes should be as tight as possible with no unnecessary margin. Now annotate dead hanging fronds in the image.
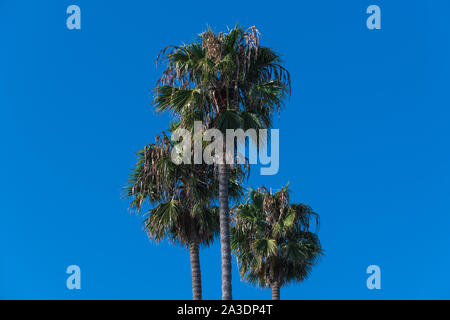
[238,26,261,75]
[202,31,223,63]
[131,131,176,207]
[156,45,194,89]
[243,25,261,60]
[256,184,291,225]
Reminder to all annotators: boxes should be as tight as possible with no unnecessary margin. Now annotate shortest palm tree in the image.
[231,184,323,300]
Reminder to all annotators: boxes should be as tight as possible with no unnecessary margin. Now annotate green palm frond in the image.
[214,110,243,133]
[253,238,277,258]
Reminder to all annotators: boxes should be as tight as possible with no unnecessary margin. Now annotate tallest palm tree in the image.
[154,26,291,299]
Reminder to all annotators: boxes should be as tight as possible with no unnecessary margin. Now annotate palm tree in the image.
[124,132,244,300]
[154,25,291,299]
[231,184,323,300]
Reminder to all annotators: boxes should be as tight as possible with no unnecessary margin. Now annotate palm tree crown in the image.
[155,25,291,133]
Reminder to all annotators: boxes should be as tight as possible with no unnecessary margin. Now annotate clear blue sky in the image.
[1,0,449,300]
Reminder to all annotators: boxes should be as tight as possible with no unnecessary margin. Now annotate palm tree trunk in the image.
[219,163,232,300]
[272,282,280,300]
[189,241,202,300]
